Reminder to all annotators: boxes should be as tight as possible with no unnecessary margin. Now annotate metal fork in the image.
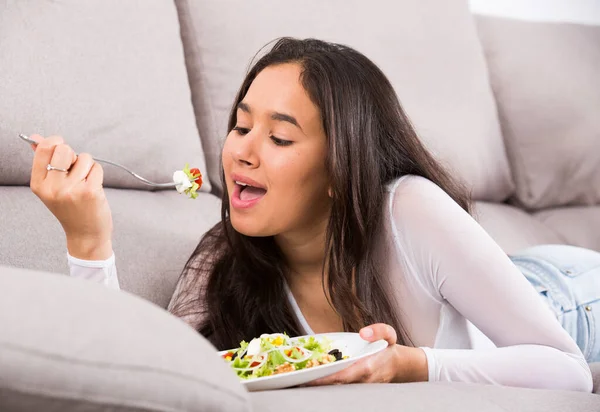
[18,134,177,187]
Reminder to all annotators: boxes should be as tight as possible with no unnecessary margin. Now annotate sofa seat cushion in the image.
[473,201,564,254]
[475,15,600,210]
[250,382,600,412]
[0,266,250,412]
[0,186,221,308]
[534,206,600,253]
[176,0,514,201]
[0,0,211,192]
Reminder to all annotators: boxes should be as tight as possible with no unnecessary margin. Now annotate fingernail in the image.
[361,327,373,338]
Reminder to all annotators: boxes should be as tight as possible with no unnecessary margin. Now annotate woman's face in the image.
[222,63,331,237]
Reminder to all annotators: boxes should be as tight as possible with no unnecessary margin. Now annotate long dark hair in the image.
[169,38,472,350]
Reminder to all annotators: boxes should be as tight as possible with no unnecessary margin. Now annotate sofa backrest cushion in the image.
[475,15,600,210]
[175,0,514,202]
[0,0,210,192]
[0,265,250,412]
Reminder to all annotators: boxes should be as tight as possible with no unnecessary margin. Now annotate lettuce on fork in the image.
[173,163,203,199]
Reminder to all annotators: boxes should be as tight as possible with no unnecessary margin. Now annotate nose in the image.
[232,130,260,168]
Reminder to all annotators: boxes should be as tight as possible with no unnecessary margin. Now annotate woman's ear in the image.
[328,187,333,198]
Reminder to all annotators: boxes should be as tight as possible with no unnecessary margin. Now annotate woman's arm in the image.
[390,175,592,392]
[67,251,120,290]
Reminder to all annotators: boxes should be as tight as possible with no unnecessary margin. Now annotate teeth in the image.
[235,181,249,187]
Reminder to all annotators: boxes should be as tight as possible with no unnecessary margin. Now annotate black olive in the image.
[231,351,239,361]
[328,349,343,361]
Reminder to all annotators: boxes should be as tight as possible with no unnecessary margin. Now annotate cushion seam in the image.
[177,0,222,193]
[0,385,183,412]
[0,341,249,405]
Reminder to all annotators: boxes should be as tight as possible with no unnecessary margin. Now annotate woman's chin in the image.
[230,216,272,237]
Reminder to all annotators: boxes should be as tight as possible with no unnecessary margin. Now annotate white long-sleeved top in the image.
[66,175,592,392]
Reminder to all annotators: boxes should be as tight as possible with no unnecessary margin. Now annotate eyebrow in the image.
[237,102,303,132]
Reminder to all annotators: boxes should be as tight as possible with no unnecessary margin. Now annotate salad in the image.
[221,333,347,380]
[173,163,203,199]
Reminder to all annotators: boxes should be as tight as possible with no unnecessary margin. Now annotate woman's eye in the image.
[233,126,250,135]
[270,136,293,147]
[233,127,292,146]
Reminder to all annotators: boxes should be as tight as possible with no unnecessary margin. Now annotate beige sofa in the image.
[1,0,599,411]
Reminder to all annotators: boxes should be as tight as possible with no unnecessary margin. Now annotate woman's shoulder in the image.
[385,174,450,203]
[384,174,465,229]
[381,175,454,301]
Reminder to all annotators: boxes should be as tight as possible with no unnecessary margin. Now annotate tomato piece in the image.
[189,168,203,186]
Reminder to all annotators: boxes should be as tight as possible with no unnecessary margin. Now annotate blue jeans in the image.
[509,244,600,363]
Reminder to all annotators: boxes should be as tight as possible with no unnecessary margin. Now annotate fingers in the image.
[29,134,42,151]
[82,161,104,190]
[307,324,397,387]
[307,359,370,386]
[29,134,102,198]
[360,323,397,346]
[66,153,95,184]
[30,136,86,200]
[44,144,79,193]
[47,144,75,174]
[31,135,65,190]
[306,343,403,386]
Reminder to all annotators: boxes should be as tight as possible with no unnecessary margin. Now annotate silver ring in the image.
[46,164,69,173]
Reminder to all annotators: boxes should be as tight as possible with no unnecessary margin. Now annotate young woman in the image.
[28,38,598,392]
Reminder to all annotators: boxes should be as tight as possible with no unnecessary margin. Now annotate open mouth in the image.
[231,179,267,209]
[236,181,267,201]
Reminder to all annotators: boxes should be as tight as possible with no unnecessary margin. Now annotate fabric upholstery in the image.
[250,382,600,412]
[0,266,250,412]
[175,0,514,201]
[0,186,221,308]
[591,362,600,394]
[475,15,600,210]
[473,201,564,254]
[535,206,600,253]
[0,0,211,192]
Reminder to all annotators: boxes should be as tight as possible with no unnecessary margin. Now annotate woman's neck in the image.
[275,215,345,333]
[274,215,329,284]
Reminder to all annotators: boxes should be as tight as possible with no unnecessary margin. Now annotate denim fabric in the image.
[509,244,600,362]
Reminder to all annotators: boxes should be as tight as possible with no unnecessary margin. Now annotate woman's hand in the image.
[306,323,428,385]
[28,134,114,260]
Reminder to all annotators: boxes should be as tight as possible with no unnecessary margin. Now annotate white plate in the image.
[217,332,388,391]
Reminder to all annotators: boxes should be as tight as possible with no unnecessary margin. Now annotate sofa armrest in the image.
[0,265,250,412]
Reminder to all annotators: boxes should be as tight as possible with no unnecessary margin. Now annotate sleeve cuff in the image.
[67,251,115,268]
[419,346,437,382]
